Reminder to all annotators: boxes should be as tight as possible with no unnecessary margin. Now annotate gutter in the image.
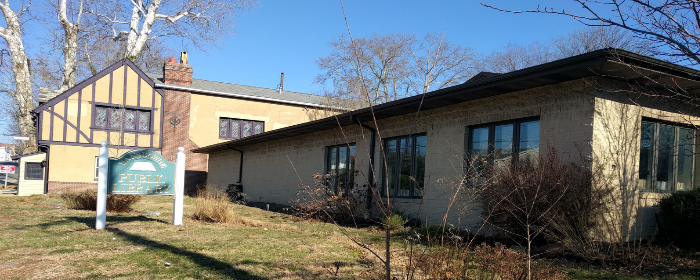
[225,144,244,184]
[154,83,346,110]
[352,115,376,210]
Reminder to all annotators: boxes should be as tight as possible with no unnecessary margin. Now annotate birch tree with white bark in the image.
[0,0,36,153]
[88,0,253,61]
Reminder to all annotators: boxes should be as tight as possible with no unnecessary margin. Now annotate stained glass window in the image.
[124,110,136,130]
[231,121,240,138]
[110,108,122,129]
[219,118,264,139]
[138,111,150,131]
[94,105,151,133]
[219,119,228,137]
[95,107,107,128]
[243,121,252,137]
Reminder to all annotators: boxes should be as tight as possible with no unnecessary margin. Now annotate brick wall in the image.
[48,181,96,192]
[161,60,208,194]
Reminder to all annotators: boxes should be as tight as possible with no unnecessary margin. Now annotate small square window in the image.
[25,162,43,180]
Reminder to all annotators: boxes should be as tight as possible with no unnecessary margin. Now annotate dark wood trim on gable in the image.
[76,89,82,143]
[49,106,54,142]
[46,109,91,143]
[33,59,163,114]
[63,97,68,142]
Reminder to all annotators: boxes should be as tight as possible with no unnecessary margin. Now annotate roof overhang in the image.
[193,48,700,154]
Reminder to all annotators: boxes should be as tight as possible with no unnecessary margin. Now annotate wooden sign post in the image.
[96,141,185,229]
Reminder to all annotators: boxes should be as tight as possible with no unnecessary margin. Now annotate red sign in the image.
[0,165,15,174]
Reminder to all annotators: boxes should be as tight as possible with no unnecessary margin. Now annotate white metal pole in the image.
[173,147,185,225]
[96,141,109,230]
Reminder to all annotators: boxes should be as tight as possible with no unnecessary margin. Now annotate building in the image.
[27,55,334,195]
[194,49,700,240]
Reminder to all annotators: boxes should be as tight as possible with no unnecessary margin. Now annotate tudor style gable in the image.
[33,60,164,150]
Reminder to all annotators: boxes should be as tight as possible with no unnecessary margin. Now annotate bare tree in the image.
[87,0,253,61]
[552,26,648,57]
[481,1,700,66]
[0,1,36,153]
[481,42,557,73]
[58,0,83,91]
[316,33,478,104]
[482,26,648,73]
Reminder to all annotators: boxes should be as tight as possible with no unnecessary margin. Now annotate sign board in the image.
[108,150,175,195]
[0,165,15,174]
[13,136,29,141]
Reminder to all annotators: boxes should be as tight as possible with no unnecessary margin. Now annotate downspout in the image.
[352,115,376,210]
[38,144,50,194]
[225,144,244,184]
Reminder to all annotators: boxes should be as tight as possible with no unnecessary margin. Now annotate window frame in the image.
[324,143,357,194]
[91,103,154,134]
[219,118,265,139]
[382,134,427,198]
[24,162,43,180]
[639,118,696,193]
[465,118,540,180]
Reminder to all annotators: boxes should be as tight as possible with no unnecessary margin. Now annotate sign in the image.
[13,136,29,141]
[108,150,175,195]
[0,165,15,174]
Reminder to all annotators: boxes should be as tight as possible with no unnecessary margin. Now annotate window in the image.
[466,119,540,180]
[325,144,356,194]
[219,118,264,139]
[25,162,43,180]
[639,120,696,192]
[383,134,426,198]
[93,105,151,133]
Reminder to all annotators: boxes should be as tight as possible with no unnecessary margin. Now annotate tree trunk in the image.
[0,3,37,154]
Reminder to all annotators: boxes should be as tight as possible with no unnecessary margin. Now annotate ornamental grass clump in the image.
[192,185,237,224]
[60,189,140,213]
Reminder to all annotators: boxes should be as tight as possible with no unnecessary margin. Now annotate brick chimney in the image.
[163,54,192,86]
[161,52,207,194]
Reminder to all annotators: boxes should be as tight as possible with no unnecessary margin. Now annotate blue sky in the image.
[185,1,592,94]
[2,1,596,143]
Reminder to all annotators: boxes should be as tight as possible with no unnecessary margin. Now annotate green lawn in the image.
[0,194,697,279]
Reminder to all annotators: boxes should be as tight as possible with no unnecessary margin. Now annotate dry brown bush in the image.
[60,189,140,213]
[289,173,368,225]
[192,185,237,224]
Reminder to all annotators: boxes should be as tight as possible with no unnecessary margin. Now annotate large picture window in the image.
[325,144,356,194]
[383,134,426,198]
[93,105,151,133]
[219,118,264,139]
[467,119,540,180]
[25,162,43,180]
[639,120,696,192]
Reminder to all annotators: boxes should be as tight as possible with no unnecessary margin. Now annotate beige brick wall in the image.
[590,81,700,240]
[207,80,599,230]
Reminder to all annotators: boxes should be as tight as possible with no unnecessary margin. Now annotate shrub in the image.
[225,183,247,204]
[478,147,604,246]
[192,185,237,223]
[659,188,700,249]
[289,173,368,225]
[403,243,565,280]
[382,212,406,230]
[61,190,140,213]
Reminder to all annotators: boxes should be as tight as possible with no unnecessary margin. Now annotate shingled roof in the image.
[147,73,334,108]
